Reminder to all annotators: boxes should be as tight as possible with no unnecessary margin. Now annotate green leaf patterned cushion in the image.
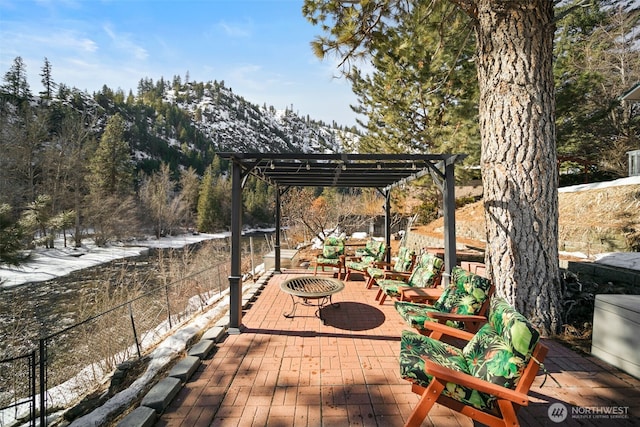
[395,301,457,330]
[355,239,385,258]
[462,297,540,389]
[394,247,414,272]
[321,237,344,259]
[367,247,415,279]
[399,330,496,410]
[433,266,492,314]
[406,253,443,289]
[346,257,375,271]
[377,279,407,299]
[378,253,443,300]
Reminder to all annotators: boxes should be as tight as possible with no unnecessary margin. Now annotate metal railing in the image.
[1,237,269,426]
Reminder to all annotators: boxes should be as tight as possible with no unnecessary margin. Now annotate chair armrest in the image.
[399,287,443,303]
[371,261,393,269]
[421,358,530,405]
[426,312,487,324]
[420,321,476,341]
[384,271,411,281]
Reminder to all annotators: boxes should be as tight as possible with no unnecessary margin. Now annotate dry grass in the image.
[413,183,640,254]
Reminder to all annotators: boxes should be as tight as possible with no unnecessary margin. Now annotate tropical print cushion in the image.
[408,253,443,289]
[394,247,415,272]
[321,237,344,259]
[317,257,341,266]
[400,330,495,410]
[355,239,385,258]
[395,301,456,330]
[463,297,540,388]
[378,253,442,300]
[377,279,407,299]
[433,266,492,314]
[346,258,374,271]
[367,247,415,279]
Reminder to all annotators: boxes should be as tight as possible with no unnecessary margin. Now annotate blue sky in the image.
[0,0,360,127]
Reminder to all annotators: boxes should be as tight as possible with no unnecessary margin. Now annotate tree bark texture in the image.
[475,0,562,336]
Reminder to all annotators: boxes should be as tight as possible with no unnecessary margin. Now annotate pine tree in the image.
[87,114,134,196]
[39,57,55,100]
[2,56,31,100]
[0,204,26,265]
[304,0,563,335]
[196,165,217,232]
[348,1,479,161]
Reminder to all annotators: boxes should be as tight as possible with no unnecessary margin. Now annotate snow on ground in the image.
[0,232,229,289]
[558,175,640,193]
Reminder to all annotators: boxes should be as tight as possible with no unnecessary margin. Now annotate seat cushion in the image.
[377,279,406,299]
[395,301,449,330]
[407,254,443,288]
[316,257,341,266]
[394,247,415,272]
[400,330,496,410]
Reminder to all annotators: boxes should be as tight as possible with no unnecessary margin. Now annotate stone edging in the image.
[116,270,276,427]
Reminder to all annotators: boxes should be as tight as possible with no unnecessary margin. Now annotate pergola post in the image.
[384,189,391,264]
[228,159,244,333]
[441,158,458,286]
[274,186,282,273]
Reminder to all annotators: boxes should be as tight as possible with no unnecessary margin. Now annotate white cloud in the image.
[103,23,149,61]
[217,20,252,38]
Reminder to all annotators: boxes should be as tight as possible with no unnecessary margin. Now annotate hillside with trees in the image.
[0,61,362,264]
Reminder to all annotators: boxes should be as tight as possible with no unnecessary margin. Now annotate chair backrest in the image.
[357,239,385,259]
[322,237,345,259]
[462,297,540,389]
[407,253,444,288]
[433,266,493,315]
[393,247,416,273]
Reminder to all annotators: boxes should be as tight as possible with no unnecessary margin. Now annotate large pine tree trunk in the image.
[475,0,562,336]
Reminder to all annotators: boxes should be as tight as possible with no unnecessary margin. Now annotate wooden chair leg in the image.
[365,276,375,288]
[378,292,387,305]
[405,380,445,427]
[497,400,520,427]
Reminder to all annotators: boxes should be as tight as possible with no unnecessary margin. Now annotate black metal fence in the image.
[0,236,271,426]
[0,234,270,427]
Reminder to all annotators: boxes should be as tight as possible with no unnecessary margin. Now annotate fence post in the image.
[165,282,173,329]
[30,350,36,427]
[38,338,46,427]
[128,303,142,358]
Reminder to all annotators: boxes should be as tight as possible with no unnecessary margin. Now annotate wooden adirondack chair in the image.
[375,252,444,305]
[313,236,345,279]
[394,266,494,337]
[343,238,387,282]
[364,246,416,289]
[399,296,548,427]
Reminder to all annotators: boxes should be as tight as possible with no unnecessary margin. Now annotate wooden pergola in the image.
[217,152,466,332]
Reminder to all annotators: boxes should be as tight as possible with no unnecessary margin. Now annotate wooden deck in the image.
[155,269,639,426]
